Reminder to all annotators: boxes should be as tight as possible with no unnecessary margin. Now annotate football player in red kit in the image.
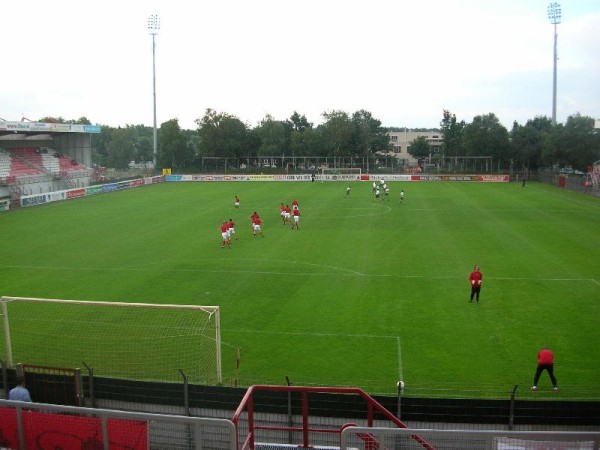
[468,265,483,303]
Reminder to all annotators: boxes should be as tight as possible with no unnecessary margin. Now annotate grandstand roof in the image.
[0,121,101,140]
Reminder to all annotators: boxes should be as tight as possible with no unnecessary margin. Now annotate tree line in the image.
[39,110,600,172]
[436,110,599,173]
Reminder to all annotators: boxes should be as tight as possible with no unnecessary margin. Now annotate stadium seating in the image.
[57,154,87,171]
[42,153,61,174]
[0,149,11,178]
[8,148,44,176]
[6,148,87,178]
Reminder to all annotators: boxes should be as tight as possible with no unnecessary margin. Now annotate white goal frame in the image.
[1,296,222,384]
[320,167,362,181]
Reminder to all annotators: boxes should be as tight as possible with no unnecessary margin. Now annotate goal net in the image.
[320,167,362,181]
[0,296,222,384]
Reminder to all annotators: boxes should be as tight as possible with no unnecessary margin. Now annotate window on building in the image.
[391,135,398,142]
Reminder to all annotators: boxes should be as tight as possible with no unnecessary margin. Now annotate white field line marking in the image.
[1,264,598,284]
[396,208,599,214]
[225,329,398,339]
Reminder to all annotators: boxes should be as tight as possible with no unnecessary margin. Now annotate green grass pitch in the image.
[1,180,599,399]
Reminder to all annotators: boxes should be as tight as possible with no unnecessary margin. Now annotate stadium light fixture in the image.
[547,3,561,126]
[148,14,160,169]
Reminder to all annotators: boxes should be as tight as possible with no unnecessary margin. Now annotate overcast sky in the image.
[1,0,598,131]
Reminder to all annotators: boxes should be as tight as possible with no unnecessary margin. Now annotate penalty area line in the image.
[224,329,398,340]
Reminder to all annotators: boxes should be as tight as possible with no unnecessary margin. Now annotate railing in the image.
[341,426,600,450]
[231,385,435,450]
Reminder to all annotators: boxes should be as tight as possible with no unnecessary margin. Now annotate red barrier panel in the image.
[0,408,147,450]
[0,407,19,448]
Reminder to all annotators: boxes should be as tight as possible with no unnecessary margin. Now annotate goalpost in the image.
[320,167,362,180]
[0,296,222,384]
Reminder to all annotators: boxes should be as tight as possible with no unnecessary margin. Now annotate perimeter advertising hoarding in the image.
[410,174,509,182]
[165,174,508,183]
[19,177,164,208]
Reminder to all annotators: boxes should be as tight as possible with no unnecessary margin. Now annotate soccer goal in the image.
[0,296,222,384]
[320,167,362,180]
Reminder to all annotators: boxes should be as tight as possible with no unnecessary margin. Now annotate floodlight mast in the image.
[547,3,561,126]
[148,14,160,169]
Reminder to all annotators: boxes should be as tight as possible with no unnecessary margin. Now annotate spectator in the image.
[9,377,32,402]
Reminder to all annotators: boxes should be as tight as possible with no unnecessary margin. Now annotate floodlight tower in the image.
[547,3,561,126]
[148,14,160,168]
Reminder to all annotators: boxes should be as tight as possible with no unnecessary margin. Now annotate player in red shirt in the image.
[468,265,483,303]
[252,214,264,238]
[228,219,237,241]
[532,347,558,391]
[250,211,259,230]
[220,221,231,248]
[291,207,300,230]
[291,199,299,210]
[279,203,286,224]
[234,196,240,209]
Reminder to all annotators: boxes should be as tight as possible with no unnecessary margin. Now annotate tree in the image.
[195,109,248,159]
[320,110,353,161]
[92,125,114,166]
[440,110,465,157]
[133,133,153,163]
[290,127,323,158]
[510,116,552,171]
[106,127,135,169]
[38,116,64,123]
[286,111,312,132]
[158,119,191,170]
[286,111,313,158]
[463,113,510,168]
[351,109,390,157]
[120,124,154,163]
[555,114,600,170]
[407,136,431,160]
[66,117,92,125]
[37,116,92,124]
[256,114,287,157]
[245,128,262,162]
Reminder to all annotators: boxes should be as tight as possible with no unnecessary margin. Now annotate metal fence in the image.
[341,426,600,450]
[537,170,599,197]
